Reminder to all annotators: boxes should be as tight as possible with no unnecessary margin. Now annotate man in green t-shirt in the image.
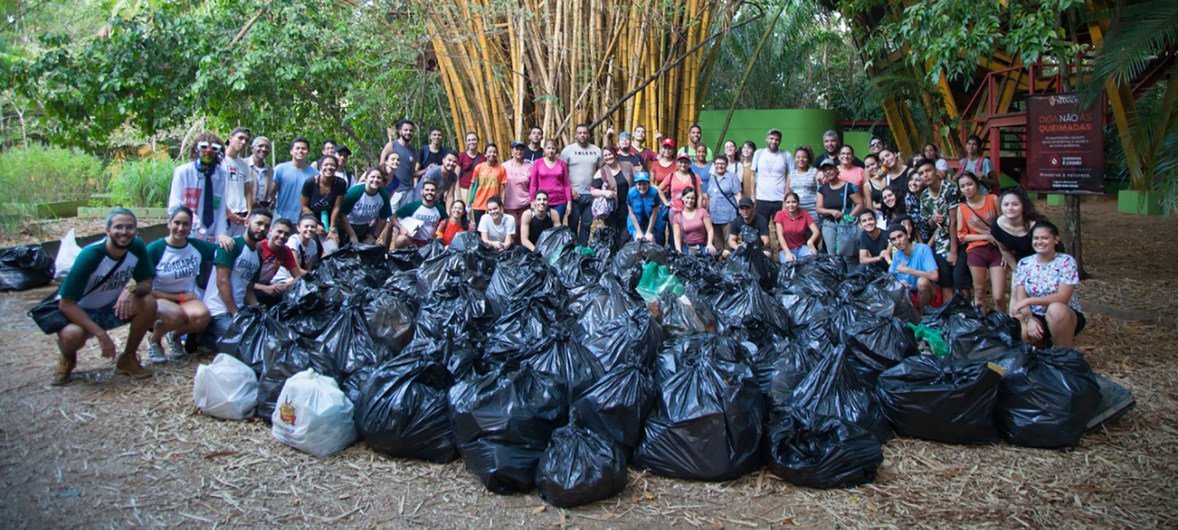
[53,208,158,385]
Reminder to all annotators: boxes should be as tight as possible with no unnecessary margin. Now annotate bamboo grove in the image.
[422,0,742,145]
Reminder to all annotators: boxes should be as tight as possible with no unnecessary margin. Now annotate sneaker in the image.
[147,342,167,364]
[166,332,186,360]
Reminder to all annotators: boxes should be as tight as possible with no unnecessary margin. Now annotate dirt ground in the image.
[0,197,1175,529]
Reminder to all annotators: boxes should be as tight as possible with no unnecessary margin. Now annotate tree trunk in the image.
[1065,195,1089,279]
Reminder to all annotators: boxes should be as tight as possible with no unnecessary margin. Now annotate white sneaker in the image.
[166,332,186,360]
[147,342,167,364]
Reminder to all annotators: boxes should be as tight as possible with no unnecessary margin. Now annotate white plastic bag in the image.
[271,369,357,458]
[54,229,82,281]
[192,354,259,420]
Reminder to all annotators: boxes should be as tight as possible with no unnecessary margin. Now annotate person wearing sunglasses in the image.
[886,224,941,309]
[168,133,229,243]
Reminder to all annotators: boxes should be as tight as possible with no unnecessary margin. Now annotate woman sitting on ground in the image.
[146,206,232,362]
[435,200,471,246]
[520,190,561,251]
[1011,221,1085,348]
[671,187,716,255]
[773,192,819,263]
[956,171,1004,312]
[477,196,515,251]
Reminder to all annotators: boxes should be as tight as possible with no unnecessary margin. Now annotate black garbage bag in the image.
[751,339,823,408]
[356,355,457,462]
[939,313,1015,360]
[865,274,920,324]
[634,346,764,481]
[216,305,298,375]
[841,316,918,386]
[535,225,575,263]
[777,253,844,295]
[570,362,654,455]
[611,239,667,288]
[315,243,390,289]
[382,269,419,297]
[711,272,791,339]
[415,279,496,342]
[448,230,485,252]
[666,251,724,293]
[535,420,628,508]
[482,297,570,362]
[0,245,53,291]
[997,347,1102,449]
[524,328,604,398]
[580,306,663,372]
[416,248,493,296]
[276,278,345,337]
[920,294,980,323]
[982,311,1023,345]
[449,363,569,493]
[364,289,418,354]
[400,333,483,381]
[877,355,1003,444]
[417,239,447,260]
[766,408,883,489]
[775,288,836,329]
[655,332,751,382]
[486,247,565,312]
[317,293,393,403]
[387,246,425,271]
[724,226,777,291]
[654,290,717,337]
[257,337,333,419]
[787,345,892,443]
[571,273,642,333]
[550,247,606,289]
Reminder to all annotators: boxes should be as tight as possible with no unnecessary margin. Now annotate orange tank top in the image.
[958,193,998,251]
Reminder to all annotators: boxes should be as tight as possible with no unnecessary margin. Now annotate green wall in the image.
[698,109,838,154]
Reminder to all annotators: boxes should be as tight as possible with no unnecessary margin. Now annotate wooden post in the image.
[1064,195,1089,279]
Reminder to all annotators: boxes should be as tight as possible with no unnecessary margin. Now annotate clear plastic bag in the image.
[192,354,259,420]
[271,369,357,458]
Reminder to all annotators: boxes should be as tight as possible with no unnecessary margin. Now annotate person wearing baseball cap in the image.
[724,196,771,258]
[626,171,666,244]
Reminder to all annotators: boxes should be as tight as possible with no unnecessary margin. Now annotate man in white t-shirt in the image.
[221,127,255,237]
[247,136,274,209]
[752,128,794,221]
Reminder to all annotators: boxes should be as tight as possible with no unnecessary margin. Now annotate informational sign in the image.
[1025,94,1105,194]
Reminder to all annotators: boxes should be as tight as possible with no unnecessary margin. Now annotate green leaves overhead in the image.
[2,0,447,160]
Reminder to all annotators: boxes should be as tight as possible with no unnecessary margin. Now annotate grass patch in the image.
[108,157,176,208]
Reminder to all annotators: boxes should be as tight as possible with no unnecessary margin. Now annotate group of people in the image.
[40,122,1085,386]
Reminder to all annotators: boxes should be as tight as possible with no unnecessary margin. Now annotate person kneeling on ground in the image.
[724,197,772,259]
[887,225,940,308]
[520,190,562,251]
[254,218,303,306]
[856,210,891,272]
[340,168,393,245]
[146,206,234,363]
[201,210,272,350]
[435,200,472,246]
[391,180,448,248]
[51,208,158,385]
[1010,221,1086,348]
[478,197,516,251]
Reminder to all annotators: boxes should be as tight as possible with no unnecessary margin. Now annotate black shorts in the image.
[933,246,971,289]
[1032,310,1087,340]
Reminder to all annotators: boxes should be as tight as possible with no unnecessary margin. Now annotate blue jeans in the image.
[200,313,235,352]
[778,244,813,264]
[821,218,858,258]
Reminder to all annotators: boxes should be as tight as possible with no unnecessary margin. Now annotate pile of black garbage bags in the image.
[217,227,1111,507]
